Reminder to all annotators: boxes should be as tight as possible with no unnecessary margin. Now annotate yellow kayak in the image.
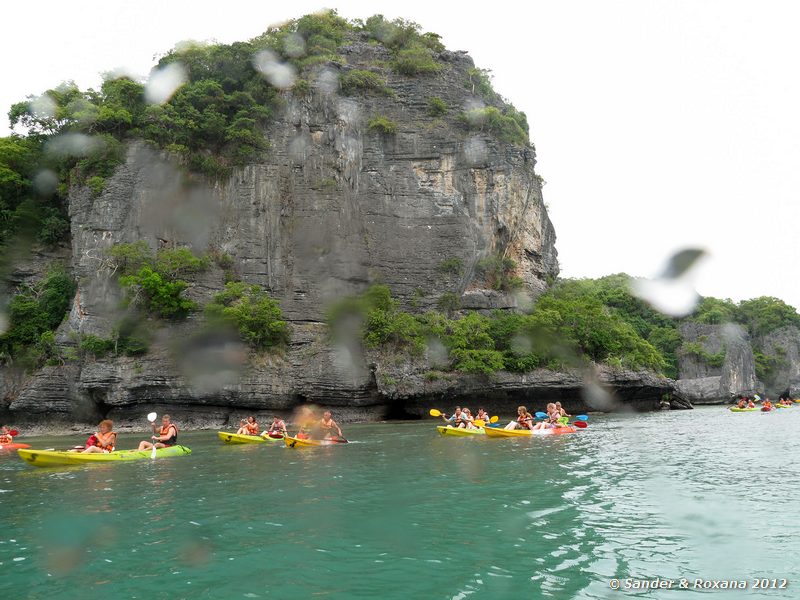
[729,407,758,412]
[436,425,485,437]
[284,436,348,448]
[18,445,192,467]
[484,426,577,438]
[217,431,283,444]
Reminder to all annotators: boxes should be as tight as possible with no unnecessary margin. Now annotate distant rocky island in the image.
[1,11,798,429]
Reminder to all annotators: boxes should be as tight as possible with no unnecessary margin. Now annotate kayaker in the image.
[746,398,756,408]
[476,408,490,423]
[762,399,773,411]
[555,402,569,417]
[736,398,746,409]
[442,406,467,428]
[138,414,178,450]
[72,420,117,453]
[236,416,259,436]
[0,426,13,444]
[317,411,344,440]
[532,403,561,431]
[504,406,533,430]
[461,408,477,429]
[266,415,287,437]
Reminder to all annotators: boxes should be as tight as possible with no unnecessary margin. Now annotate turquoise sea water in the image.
[1,406,798,599]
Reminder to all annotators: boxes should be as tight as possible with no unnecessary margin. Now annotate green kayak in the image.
[18,445,192,467]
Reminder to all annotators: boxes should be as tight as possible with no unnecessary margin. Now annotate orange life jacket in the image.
[96,432,116,451]
[159,423,178,445]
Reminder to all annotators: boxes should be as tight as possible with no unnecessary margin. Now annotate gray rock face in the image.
[757,326,800,397]
[675,322,758,404]
[1,43,567,426]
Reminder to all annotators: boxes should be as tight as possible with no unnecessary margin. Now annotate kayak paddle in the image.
[147,412,158,459]
[574,415,589,421]
[572,420,588,428]
[535,412,547,419]
[429,409,443,417]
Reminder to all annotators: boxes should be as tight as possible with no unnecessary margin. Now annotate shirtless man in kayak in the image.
[317,411,344,440]
[265,415,287,437]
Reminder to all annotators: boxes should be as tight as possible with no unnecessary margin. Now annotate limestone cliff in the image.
[1,38,568,427]
[674,322,759,404]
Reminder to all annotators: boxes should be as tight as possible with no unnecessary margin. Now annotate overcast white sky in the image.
[2,1,799,308]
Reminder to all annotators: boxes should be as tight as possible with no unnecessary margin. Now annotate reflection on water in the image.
[1,408,798,598]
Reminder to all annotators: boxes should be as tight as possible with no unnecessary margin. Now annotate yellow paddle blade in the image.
[474,419,485,427]
[429,409,442,417]
[489,415,499,423]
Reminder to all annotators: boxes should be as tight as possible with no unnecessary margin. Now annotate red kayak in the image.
[0,443,31,451]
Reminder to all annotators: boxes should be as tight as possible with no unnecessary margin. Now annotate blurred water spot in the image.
[289,134,309,164]
[178,539,212,567]
[462,99,486,127]
[721,322,745,344]
[283,33,306,58]
[658,248,706,280]
[103,66,141,81]
[631,278,700,318]
[581,378,620,411]
[463,136,488,166]
[425,337,448,368]
[510,334,532,355]
[631,248,706,317]
[37,512,118,575]
[67,96,99,129]
[33,169,59,197]
[337,99,360,126]
[253,50,296,90]
[175,330,247,393]
[145,62,188,105]
[131,146,220,249]
[315,68,339,95]
[332,342,368,382]
[44,133,100,158]
[29,94,57,119]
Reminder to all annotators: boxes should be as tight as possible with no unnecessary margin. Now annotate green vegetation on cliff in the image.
[109,243,207,320]
[0,266,75,368]
[329,280,668,377]
[327,275,800,383]
[205,282,289,351]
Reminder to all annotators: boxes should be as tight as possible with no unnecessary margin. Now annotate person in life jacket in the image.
[0,425,14,444]
[138,414,178,450]
[236,416,259,436]
[71,420,117,453]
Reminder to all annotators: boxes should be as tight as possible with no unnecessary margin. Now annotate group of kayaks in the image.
[437,424,580,437]
[3,429,347,468]
[730,399,799,413]
[216,430,348,448]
